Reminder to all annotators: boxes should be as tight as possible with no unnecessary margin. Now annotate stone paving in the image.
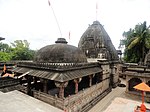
[88,86,127,112]
[0,90,63,112]
[0,79,150,112]
[103,97,150,112]
[88,79,150,112]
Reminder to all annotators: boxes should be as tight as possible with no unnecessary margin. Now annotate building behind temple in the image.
[10,21,120,112]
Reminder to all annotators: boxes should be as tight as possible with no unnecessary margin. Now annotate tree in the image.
[11,40,35,60]
[11,40,29,48]
[0,43,12,61]
[0,42,12,52]
[0,52,12,61]
[0,40,35,61]
[120,21,150,63]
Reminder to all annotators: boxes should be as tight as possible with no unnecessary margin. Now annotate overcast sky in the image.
[0,0,150,50]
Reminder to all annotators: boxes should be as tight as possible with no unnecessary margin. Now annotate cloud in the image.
[0,0,150,50]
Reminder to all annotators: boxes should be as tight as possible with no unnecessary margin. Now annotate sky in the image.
[0,0,150,50]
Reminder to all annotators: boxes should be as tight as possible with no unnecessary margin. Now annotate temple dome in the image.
[78,21,119,60]
[34,38,87,63]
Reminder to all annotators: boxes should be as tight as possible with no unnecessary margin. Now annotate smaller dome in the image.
[34,38,87,63]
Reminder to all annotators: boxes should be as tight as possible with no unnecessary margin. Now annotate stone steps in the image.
[88,87,126,112]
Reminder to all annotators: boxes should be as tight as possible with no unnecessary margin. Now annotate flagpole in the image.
[48,0,62,38]
[68,31,70,44]
[96,2,98,21]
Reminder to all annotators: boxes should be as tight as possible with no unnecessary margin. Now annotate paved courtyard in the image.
[0,79,150,112]
[89,79,150,112]
[0,90,63,112]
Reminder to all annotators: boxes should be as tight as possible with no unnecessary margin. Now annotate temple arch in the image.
[128,77,142,91]
[146,80,150,95]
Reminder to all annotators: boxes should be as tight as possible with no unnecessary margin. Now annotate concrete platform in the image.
[0,90,63,112]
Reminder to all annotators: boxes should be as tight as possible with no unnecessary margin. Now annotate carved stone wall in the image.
[124,68,150,101]
[64,79,110,112]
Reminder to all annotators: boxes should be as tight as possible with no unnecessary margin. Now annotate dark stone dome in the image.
[34,38,87,63]
[78,21,119,60]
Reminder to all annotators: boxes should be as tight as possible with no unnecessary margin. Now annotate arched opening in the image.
[147,81,150,87]
[146,81,150,95]
[128,78,142,91]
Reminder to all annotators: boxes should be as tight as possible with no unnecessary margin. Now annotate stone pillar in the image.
[59,86,64,98]
[27,75,32,96]
[34,77,37,84]
[89,75,93,87]
[34,77,37,90]
[55,81,68,98]
[126,77,129,92]
[43,79,48,93]
[74,79,79,94]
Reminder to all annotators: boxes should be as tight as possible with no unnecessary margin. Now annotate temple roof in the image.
[78,21,119,61]
[12,62,102,82]
[34,38,87,63]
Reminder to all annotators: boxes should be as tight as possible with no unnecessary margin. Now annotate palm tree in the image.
[122,21,150,63]
[127,21,150,63]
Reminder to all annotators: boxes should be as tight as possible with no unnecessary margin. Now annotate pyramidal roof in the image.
[78,21,119,61]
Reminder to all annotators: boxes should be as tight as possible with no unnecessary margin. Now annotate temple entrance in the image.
[128,78,142,91]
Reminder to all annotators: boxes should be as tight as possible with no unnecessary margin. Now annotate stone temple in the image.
[7,21,120,112]
[78,21,118,61]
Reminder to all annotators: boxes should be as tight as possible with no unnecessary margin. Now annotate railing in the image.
[64,80,109,111]
[32,90,64,109]
[31,80,109,112]
[0,77,19,88]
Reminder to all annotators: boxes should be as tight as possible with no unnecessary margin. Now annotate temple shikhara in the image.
[0,21,120,112]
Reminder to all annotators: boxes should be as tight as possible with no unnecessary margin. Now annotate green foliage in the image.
[11,40,29,48]
[10,40,35,60]
[0,40,35,61]
[11,47,35,60]
[0,52,12,61]
[0,42,12,52]
[0,42,12,61]
[120,21,150,63]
